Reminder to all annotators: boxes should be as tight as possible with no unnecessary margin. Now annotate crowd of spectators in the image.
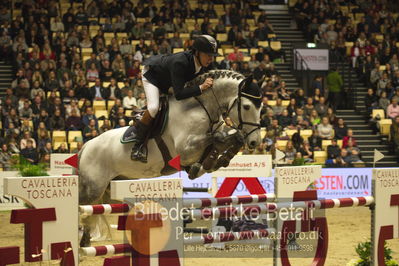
[293,0,399,159]
[0,0,381,169]
[0,0,287,169]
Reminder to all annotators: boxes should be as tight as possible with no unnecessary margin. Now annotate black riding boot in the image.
[130,111,154,162]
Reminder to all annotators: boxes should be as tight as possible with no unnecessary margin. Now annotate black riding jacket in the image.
[143,51,208,100]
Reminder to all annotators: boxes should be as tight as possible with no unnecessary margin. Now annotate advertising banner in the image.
[49,153,75,175]
[164,168,373,199]
[0,171,24,211]
[295,48,329,70]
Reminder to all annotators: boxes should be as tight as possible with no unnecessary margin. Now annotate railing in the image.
[292,50,312,95]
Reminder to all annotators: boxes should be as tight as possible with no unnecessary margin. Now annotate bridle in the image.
[225,82,261,139]
[195,80,261,139]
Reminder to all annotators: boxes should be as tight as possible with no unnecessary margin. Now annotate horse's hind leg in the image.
[79,172,112,247]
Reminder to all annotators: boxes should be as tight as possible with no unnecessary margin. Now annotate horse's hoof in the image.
[188,163,201,180]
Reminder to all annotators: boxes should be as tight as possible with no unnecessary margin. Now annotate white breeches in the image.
[142,67,159,118]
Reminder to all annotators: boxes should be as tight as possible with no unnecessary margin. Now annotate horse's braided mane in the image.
[186,70,245,88]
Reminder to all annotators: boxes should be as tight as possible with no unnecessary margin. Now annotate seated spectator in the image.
[40,142,53,155]
[313,88,322,104]
[100,60,115,82]
[37,129,51,152]
[85,53,101,70]
[49,109,66,130]
[278,109,292,128]
[292,108,309,128]
[62,89,78,106]
[20,119,34,135]
[227,46,244,62]
[342,129,357,148]
[4,108,20,129]
[71,142,84,153]
[127,60,141,82]
[65,100,81,119]
[334,118,348,139]
[99,119,112,134]
[0,144,12,171]
[66,109,84,131]
[82,107,98,127]
[20,131,36,150]
[112,106,128,127]
[266,119,283,142]
[277,82,290,100]
[7,137,20,154]
[261,109,274,128]
[137,92,147,109]
[293,89,306,107]
[387,98,399,119]
[286,98,297,117]
[39,153,51,168]
[326,107,338,126]
[260,97,272,115]
[284,140,296,164]
[272,98,284,116]
[315,96,328,117]
[123,90,137,110]
[83,119,99,142]
[48,97,66,117]
[75,79,90,100]
[86,63,100,82]
[90,78,110,101]
[327,138,341,159]
[107,78,122,100]
[34,110,50,130]
[133,79,145,99]
[30,80,45,100]
[317,117,334,139]
[309,109,321,127]
[240,62,252,77]
[115,118,127,128]
[298,141,313,161]
[253,63,266,83]
[56,143,69,153]
[20,139,38,164]
[325,149,350,168]
[346,140,362,160]
[291,129,304,150]
[303,97,315,117]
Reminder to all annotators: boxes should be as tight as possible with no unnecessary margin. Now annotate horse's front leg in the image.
[176,134,212,179]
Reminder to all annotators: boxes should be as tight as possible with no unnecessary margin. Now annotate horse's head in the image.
[227,75,262,150]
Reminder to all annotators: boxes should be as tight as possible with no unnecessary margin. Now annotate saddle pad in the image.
[120,97,169,143]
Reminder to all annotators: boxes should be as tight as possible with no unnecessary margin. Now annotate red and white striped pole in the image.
[79,204,130,215]
[80,244,132,257]
[183,193,276,208]
[188,196,375,220]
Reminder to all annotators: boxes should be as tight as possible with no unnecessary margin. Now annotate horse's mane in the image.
[186,70,245,88]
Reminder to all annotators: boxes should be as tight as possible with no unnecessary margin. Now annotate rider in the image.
[125,35,219,162]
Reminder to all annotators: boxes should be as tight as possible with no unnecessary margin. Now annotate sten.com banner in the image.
[161,168,372,199]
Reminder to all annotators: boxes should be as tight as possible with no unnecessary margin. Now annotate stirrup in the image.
[131,143,148,163]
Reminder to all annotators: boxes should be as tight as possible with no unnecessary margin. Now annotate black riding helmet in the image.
[192,35,219,56]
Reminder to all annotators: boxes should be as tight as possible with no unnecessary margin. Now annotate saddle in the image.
[121,97,169,143]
